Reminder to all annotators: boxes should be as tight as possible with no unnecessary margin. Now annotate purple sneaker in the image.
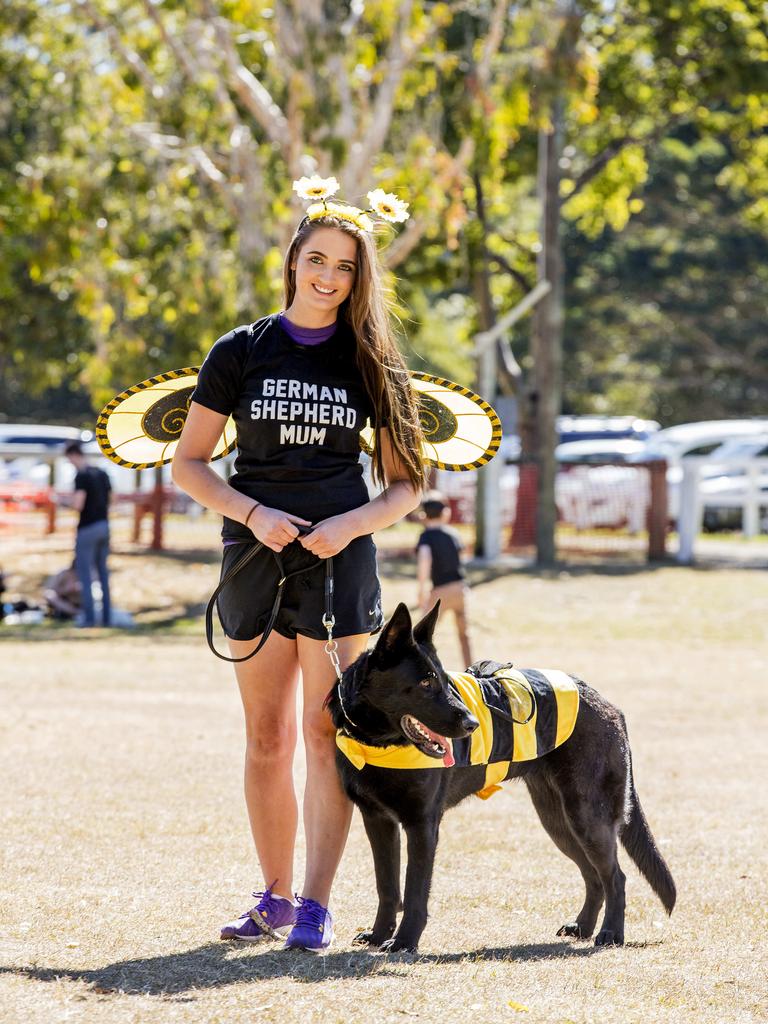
[284,897,334,951]
[220,885,296,942]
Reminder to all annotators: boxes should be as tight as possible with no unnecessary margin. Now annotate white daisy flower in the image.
[366,188,410,223]
[292,175,340,201]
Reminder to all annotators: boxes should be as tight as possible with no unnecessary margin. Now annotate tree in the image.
[565,128,768,422]
[3,0,488,413]
[0,4,94,420]
[518,0,768,562]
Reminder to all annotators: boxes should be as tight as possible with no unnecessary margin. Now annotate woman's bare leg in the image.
[296,632,370,905]
[229,630,300,899]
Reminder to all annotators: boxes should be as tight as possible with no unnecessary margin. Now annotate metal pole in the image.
[477,342,501,561]
[474,280,552,354]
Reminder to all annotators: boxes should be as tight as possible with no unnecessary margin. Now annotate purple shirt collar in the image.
[278,312,337,346]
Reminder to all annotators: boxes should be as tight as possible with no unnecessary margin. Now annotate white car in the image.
[499,415,660,466]
[697,434,768,477]
[700,472,768,532]
[638,419,768,462]
[637,420,768,521]
[0,423,89,449]
[555,438,648,464]
[438,421,768,533]
[693,435,768,531]
[663,425,768,520]
[557,414,660,444]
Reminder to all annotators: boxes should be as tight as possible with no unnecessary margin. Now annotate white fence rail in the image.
[677,456,768,563]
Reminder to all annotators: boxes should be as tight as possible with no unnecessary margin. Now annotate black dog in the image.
[327,602,676,953]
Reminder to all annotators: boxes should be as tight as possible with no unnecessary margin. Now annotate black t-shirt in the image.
[74,466,111,529]
[416,526,465,586]
[191,314,377,538]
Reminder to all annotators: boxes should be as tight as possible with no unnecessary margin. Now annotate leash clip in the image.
[319,565,359,729]
[323,613,343,683]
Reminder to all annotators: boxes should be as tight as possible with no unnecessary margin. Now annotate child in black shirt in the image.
[416,491,472,667]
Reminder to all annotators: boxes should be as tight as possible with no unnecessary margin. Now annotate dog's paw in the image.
[380,937,418,954]
[557,922,588,939]
[594,929,624,947]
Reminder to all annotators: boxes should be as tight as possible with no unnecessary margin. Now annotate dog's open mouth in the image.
[400,715,455,767]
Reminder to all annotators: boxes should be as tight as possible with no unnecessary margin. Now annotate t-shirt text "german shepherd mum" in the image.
[251,377,358,447]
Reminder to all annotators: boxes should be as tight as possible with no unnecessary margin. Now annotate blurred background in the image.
[2,0,768,574]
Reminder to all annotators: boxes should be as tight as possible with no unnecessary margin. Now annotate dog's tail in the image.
[620,760,676,916]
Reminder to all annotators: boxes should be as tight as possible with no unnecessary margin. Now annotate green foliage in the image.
[563,145,648,235]
[401,291,475,386]
[564,129,768,422]
[0,3,94,420]
[2,0,768,430]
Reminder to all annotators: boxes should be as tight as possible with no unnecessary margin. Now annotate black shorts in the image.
[216,534,383,642]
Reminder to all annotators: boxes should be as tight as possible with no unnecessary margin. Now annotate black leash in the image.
[205,527,334,664]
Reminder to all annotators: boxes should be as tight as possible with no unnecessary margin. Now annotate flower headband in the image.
[292,176,409,232]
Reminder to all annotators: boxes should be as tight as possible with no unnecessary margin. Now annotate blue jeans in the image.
[74,520,111,626]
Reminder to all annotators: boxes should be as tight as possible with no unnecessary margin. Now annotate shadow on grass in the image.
[1,938,603,995]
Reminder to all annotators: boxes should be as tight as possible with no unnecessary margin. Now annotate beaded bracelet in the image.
[243,502,260,531]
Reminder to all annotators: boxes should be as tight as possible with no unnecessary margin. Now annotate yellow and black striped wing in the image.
[359,372,503,472]
[96,367,237,469]
[410,372,502,471]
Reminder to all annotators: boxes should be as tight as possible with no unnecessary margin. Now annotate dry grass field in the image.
[1,512,767,1023]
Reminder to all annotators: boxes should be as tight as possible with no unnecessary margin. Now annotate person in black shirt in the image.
[64,441,112,628]
[172,184,425,951]
[416,491,472,668]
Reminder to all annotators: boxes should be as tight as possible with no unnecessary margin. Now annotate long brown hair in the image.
[282,217,426,491]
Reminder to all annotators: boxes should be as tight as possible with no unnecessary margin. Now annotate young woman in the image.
[172,182,425,951]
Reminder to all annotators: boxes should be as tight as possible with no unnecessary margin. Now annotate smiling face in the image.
[286,226,358,326]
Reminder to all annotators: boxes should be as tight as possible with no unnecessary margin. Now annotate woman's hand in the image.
[248,505,311,552]
[298,514,358,559]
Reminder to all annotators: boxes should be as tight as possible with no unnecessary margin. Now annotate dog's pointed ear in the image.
[373,602,413,662]
[413,600,441,647]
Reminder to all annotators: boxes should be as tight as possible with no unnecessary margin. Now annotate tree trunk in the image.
[531,97,565,567]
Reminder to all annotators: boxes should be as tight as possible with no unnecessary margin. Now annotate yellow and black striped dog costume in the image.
[337,661,580,799]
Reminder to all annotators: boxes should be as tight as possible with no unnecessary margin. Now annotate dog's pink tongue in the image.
[418,722,454,767]
[424,726,454,767]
